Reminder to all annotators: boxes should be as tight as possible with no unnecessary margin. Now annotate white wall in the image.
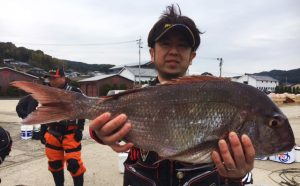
[236,75,278,92]
[256,80,278,92]
[237,75,257,87]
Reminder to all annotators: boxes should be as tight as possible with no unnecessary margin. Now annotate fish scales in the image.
[120,81,239,159]
[11,76,295,164]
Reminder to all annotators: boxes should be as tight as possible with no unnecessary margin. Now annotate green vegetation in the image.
[275,86,300,94]
[0,42,114,73]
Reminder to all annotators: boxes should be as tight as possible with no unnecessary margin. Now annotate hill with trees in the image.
[253,68,300,84]
[0,42,114,73]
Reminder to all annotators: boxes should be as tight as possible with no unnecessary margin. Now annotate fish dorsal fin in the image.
[100,76,226,101]
[162,75,227,85]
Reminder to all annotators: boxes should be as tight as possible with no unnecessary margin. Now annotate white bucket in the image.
[118,153,128,174]
[33,124,41,132]
[295,145,300,163]
[21,125,33,140]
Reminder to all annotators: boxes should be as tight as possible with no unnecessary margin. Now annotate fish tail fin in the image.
[11,81,87,125]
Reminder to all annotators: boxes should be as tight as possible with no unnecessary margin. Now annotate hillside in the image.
[0,42,114,73]
[253,68,300,84]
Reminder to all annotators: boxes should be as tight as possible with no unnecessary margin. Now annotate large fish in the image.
[11,76,295,164]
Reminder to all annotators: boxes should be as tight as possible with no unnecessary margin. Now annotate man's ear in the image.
[149,48,155,63]
[189,51,196,65]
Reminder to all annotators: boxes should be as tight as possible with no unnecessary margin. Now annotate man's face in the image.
[150,30,196,81]
[49,76,66,88]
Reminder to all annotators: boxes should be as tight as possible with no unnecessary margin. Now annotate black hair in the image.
[148,4,202,51]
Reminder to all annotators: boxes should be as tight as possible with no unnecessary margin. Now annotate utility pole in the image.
[137,36,143,85]
[217,58,223,77]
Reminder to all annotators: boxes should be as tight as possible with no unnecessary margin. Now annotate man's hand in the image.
[89,112,133,153]
[211,132,255,179]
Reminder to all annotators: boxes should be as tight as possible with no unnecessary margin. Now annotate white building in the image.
[118,67,157,83]
[232,74,279,92]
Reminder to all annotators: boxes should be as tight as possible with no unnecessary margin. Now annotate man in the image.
[40,68,86,186]
[90,5,254,186]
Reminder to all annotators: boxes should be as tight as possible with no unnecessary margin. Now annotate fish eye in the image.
[269,120,279,127]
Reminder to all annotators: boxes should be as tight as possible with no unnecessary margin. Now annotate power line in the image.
[14,40,138,46]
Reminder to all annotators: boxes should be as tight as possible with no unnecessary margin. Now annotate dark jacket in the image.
[0,126,12,165]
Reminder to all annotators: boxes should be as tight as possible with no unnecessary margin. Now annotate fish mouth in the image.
[274,141,295,153]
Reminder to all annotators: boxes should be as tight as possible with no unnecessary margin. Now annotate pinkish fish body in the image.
[11,76,295,163]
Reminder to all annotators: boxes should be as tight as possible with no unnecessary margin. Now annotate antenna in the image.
[217,58,223,77]
[137,36,143,85]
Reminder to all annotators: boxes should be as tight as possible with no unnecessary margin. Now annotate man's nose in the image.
[168,45,179,55]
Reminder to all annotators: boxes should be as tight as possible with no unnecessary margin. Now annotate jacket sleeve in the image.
[26,96,38,114]
[16,95,38,119]
[16,95,30,119]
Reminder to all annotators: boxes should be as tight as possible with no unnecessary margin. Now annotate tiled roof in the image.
[249,75,278,82]
[123,67,157,77]
[0,67,38,79]
[78,74,132,82]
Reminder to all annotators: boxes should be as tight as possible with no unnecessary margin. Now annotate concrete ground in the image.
[0,99,299,186]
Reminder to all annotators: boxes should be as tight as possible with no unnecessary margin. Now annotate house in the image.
[78,74,134,97]
[26,67,48,77]
[109,61,155,74]
[232,74,279,92]
[118,67,157,83]
[107,61,157,83]
[291,84,300,89]
[0,67,39,96]
[64,69,81,78]
[230,76,241,82]
[2,58,15,64]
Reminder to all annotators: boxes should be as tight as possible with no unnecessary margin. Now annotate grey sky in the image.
[1,0,299,76]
